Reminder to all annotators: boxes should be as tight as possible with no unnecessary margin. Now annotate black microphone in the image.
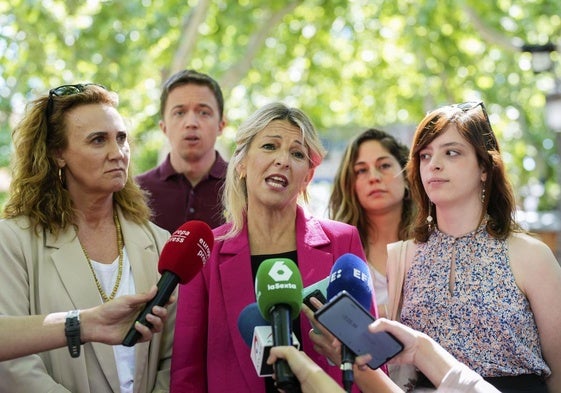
[122,220,213,346]
[326,253,374,393]
[255,258,303,393]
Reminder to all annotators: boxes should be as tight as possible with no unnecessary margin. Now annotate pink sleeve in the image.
[170,271,208,393]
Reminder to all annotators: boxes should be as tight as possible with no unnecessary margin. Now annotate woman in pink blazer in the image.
[171,102,375,393]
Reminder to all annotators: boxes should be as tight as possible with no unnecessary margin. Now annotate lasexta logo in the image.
[268,260,293,282]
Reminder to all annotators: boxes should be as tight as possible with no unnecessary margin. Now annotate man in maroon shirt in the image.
[137,70,227,232]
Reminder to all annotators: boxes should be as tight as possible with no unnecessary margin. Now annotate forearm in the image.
[413,333,459,387]
[0,314,67,361]
[354,365,402,393]
[546,372,561,393]
[302,368,345,393]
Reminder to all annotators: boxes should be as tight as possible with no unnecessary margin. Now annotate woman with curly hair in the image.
[0,84,174,393]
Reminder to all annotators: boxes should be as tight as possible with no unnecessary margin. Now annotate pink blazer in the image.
[171,206,373,393]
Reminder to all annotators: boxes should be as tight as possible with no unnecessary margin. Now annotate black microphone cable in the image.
[340,345,355,393]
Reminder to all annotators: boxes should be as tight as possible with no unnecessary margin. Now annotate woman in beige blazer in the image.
[0,84,174,393]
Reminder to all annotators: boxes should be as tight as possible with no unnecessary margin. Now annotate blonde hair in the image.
[221,102,326,238]
[3,84,151,236]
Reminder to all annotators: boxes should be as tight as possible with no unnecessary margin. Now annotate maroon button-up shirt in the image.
[136,152,227,233]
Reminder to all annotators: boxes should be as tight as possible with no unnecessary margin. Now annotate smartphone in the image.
[303,288,327,312]
[314,290,403,369]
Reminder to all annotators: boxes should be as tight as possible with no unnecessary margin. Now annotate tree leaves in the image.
[1,0,560,210]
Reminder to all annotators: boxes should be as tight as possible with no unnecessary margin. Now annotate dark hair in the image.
[329,128,414,249]
[407,104,519,242]
[160,69,224,119]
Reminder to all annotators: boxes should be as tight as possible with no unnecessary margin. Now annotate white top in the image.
[91,247,136,393]
[369,265,388,306]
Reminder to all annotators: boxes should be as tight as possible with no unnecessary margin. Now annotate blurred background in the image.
[1,0,560,255]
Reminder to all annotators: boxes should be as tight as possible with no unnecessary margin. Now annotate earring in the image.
[239,172,245,181]
[58,167,65,186]
[426,201,434,231]
[481,182,486,204]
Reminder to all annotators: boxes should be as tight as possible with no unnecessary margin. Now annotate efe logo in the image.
[330,268,342,282]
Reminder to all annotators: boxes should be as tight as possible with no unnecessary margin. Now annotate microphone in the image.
[237,302,269,347]
[326,253,373,393]
[255,258,303,392]
[122,220,214,347]
[237,302,300,376]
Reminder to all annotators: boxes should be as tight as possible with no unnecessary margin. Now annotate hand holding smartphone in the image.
[303,288,327,312]
[314,290,403,369]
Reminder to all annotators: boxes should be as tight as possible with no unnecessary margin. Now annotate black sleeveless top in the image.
[251,250,301,393]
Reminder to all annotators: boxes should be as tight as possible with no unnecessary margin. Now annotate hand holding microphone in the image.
[122,220,214,347]
[255,258,303,393]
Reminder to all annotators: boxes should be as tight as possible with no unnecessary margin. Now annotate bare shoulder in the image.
[508,232,555,262]
[508,232,560,292]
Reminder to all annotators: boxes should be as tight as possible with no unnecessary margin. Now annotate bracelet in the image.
[65,310,81,358]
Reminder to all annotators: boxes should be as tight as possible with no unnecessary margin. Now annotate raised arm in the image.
[0,286,168,362]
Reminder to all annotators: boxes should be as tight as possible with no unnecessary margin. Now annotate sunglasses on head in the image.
[451,101,498,150]
[452,101,493,132]
[45,83,106,122]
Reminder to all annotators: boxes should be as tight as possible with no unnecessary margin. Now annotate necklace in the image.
[80,211,124,303]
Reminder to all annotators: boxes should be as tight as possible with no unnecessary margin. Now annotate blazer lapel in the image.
[219,212,336,388]
[295,207,334,287]
[49,227,122,391]
[117,211,162,389]
[219,228,263,388]
[49,228,102,309]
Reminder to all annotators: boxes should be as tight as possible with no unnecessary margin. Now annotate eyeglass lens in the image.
[46,83,105,121]
[457,101,492,131]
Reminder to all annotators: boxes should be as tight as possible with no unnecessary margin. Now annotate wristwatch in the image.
[65,310,81,358]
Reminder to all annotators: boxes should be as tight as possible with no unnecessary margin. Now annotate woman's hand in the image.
[354,318,419,370]
[81,285,174,345]
[267,346,344,393]
[301,298,342,366]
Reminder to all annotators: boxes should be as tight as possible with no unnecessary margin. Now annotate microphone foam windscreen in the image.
[237,302,270,347]
[326,253,373,310]
[157,220,214,284]
[255,258,303,321]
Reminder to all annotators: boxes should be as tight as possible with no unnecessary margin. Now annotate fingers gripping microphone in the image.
[255,258,303,393]
[122,220,214,347]
[326,253,373,393]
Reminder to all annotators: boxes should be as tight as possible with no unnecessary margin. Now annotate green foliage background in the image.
[1,0,560,211]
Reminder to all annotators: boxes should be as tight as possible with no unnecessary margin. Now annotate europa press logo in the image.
[267,260,297,290]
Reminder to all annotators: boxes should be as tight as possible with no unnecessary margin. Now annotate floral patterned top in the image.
[400,223,550,378]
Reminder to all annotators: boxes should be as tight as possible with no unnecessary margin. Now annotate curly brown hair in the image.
[3,84,151,236]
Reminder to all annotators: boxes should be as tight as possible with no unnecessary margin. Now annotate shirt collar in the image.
[160,151,227,181]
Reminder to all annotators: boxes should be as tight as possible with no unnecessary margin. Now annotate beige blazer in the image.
[386,239,417,321]
[0,208,174,393]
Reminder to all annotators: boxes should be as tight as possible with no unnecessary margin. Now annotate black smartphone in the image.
[314,290,404,369]
[303,288,327,312]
